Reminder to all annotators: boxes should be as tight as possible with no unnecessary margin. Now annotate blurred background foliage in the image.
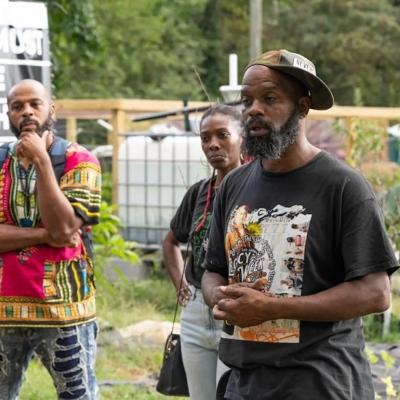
[342,119,400,251]
[27,0,400,106]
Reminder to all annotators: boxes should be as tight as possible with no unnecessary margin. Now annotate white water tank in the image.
[118,134,210,245]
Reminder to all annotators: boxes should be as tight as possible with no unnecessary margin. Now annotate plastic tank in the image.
[118,134,210,246]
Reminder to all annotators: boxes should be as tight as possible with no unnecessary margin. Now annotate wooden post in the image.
[66,117,77,143]
[110,109,127,208]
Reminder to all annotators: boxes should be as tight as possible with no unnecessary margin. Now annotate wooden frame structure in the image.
[54,99,400,205]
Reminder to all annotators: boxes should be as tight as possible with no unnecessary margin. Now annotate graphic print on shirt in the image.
[192,212,212,267]
[223,204,312,343]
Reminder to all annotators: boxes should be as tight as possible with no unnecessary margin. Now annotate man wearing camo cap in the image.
[202,49,398,399]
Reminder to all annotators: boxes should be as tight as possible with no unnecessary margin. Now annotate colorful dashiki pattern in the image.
[0,141,101,327]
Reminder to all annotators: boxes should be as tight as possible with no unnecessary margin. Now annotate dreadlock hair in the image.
[194,104,244,234]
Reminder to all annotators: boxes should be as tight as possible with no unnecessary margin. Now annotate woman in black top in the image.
[163,104,244,400]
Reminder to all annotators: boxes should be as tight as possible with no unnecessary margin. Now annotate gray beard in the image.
[243,109,301,160]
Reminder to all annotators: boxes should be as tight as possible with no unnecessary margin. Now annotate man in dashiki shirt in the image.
[0,80,101,400]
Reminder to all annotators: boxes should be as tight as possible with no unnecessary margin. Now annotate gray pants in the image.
[180,286,228,400]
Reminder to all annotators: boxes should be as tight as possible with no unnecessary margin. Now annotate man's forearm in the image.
[201,270,228,308]
[215,271,391,326]
[276,271,390,321]
[34,156,82,241]
[0,224,48,253]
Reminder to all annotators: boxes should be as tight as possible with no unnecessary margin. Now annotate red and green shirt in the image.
[0,141,101,327]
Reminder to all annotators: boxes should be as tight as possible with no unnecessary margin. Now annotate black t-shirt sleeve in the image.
[203,179,229,279]
[341,177,399,280]
[170,180,203,243]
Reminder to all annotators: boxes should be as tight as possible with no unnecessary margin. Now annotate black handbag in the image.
[156,332,189,396]
[156,242,190,396]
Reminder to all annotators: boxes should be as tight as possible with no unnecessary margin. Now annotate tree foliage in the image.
[37,0,101,97]
[45,0,209,99]
[43,0,400,106]
[261,0,400,106]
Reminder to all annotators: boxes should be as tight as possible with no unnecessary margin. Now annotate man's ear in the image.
[50,102,57,122]
[49,102,56,118]
[298,96,311,119]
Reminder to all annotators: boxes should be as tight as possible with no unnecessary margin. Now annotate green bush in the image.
[92,202,141,294]
[359,161,400,250]
[363,313,400,343]
[100,171,112,205]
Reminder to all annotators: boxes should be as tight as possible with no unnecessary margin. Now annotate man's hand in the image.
[210,276,268,307]
[46,230,82,248]
[177,281,192,307]
[213,278,276,327]
[15,130,50,165]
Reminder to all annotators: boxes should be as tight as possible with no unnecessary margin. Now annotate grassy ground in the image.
[19,344,180,399]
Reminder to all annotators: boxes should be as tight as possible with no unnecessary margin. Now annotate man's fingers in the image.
[19,129,37,139]
[216,297,238,315]
[220,285,246,298]
[177,285,191,306]
[212,304,228,321]
[41,130,50,143]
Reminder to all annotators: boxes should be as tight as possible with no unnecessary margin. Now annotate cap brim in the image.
[250,64,334,110]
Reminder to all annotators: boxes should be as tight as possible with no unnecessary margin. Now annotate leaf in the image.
[365,347,379,364]
[380,376,397,397]
[380,350,396,371]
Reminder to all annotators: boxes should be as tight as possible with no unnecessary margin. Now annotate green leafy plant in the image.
[345,119,386,168]
[344,119,400,251]
[381,185,400,251]
[100,172,112,205]
[359,161,400,250]
[365,347,399,399]
[92,202,140,294]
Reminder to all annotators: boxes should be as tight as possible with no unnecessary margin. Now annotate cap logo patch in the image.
[293,57,316,75]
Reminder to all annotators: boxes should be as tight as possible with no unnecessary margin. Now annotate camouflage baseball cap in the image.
[245,49,334,110]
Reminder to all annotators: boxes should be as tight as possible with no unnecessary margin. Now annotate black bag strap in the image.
[49,136,69,182]
[0,142,10,170]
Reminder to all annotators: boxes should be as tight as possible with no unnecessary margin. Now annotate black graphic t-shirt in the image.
[170,178,214,288]
[204,152,398,400]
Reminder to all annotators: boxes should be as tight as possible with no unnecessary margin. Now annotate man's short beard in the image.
[243,108,301,160]
[11,115,55,138]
